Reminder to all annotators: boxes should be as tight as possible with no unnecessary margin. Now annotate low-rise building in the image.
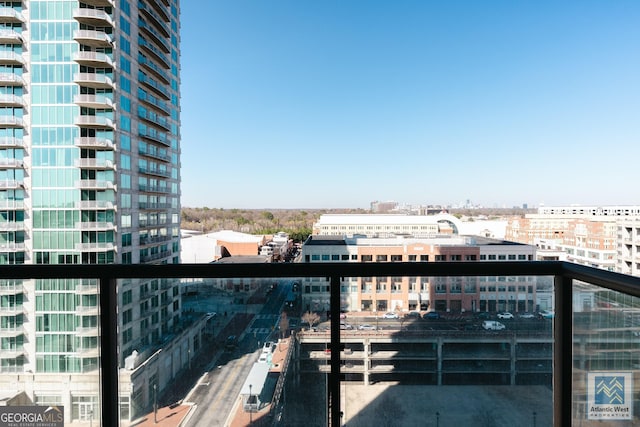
[300,235,538,314]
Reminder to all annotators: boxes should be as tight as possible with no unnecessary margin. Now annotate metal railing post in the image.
[329,274,341,426]
[100,275,119,427]
[554,273,573,426]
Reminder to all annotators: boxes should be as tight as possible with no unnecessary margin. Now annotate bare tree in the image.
[279,311,290,339]
[301,311,321,330]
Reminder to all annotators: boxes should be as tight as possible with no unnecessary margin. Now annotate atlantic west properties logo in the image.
[588,372,632,420]
[0,405,63,427]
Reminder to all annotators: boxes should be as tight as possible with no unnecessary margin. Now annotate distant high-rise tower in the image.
[0,0,182,421]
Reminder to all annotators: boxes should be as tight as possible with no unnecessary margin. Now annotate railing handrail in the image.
[1,261,639,295]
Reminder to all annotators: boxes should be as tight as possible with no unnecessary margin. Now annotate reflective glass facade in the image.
[0,0,181,423]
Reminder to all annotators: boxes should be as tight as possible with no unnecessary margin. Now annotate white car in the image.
[358,324,377,331]
[497,312,514,319]
[382,312,399,319]
[518,312,535,319]
[539,310,555,319]
[482,320,506,330]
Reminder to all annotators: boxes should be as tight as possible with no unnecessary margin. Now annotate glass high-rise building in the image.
[0,0,182,422]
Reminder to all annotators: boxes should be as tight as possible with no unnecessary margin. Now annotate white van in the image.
[482,320,506,330]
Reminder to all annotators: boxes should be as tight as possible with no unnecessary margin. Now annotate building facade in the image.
[0,1,183,423]
[505,206,634,271]
[300,235,541,315]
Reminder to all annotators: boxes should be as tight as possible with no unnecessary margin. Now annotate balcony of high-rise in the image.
[1,262,640,425]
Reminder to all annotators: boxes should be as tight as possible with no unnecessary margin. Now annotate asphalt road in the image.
[183,280,292,427]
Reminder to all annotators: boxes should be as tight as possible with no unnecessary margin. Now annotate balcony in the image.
[139,147,170,162]
[75,221,116,231]
[73,29,113,48]
[0,8,25,23]
[0,242,24,251]
[0,93,24,107]
[0,115,24,127]
[74,136,115,150]
[74,73,115,89]
[139,89,170,115]
[138,165,170,177]
[0,158,23,168]
[138,183,169,193]
[73,8,114,28]
[138,0,170,37]
[75,200,115,210]
[0,221,24,231]
[0,51,24,65]
[139,53,170,84]
[0,73,24,86]
[2,262,640,426]
[0,29,22,44]
[74,94,114,109]
[73,51,114,68]
[0,180,23,189]
[74,242,115,252]
[75,115,115,129]
[138,109,170,131]
[74,179,115,190]
[0,199,24,209]
[74,158,115,170]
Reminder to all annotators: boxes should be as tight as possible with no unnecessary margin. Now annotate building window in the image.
[376,255,388,262]
[331,254,340,261]
[361,255,372,262]
[408,255,417,262]
[390,255,402,262]
[465,255,477,261]
[420,255,429,262]
[435,255,446,261]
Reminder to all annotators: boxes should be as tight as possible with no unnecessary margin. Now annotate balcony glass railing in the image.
[1,262,640,426]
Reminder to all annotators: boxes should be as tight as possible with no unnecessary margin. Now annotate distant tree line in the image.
[180,207,367,242]
[180,206,531,242]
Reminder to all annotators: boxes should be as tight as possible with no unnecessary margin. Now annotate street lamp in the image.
[436,411,440,427]
[249,384,253,424]
[153,384,157,424]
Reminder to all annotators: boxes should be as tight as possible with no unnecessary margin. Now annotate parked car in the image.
[497,312,514,319]
[518,312,535,319]
[404,311,421,319]
[423,312,441,320]
[340,322,353,330]
[482,320,506,330]
[475,311,490,319]
[539,310,555,319]
[358,324,377,331]
[382,312,399,319]
[225,335,237,350]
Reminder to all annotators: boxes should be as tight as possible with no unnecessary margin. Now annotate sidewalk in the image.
[129,309,259,427]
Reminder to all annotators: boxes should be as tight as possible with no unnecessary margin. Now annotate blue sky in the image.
[179,1,640,209]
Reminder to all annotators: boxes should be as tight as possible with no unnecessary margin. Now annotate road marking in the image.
[205,352,255,417]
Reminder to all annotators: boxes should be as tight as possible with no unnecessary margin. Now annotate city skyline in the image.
[180,1,640,209]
